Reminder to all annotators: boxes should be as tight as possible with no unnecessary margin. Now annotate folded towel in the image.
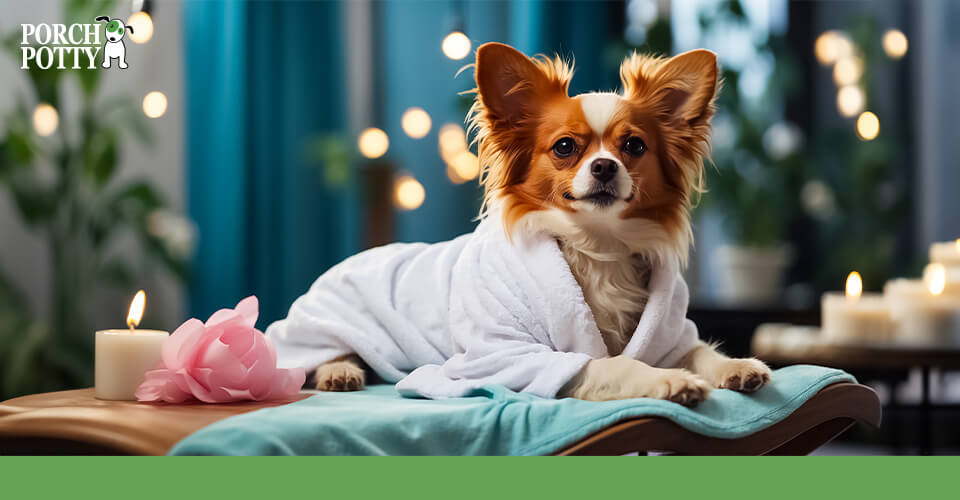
[168,365,855,456]
[266,215,699,398]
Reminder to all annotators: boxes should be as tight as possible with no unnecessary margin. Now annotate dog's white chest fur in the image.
[560,243,650,356]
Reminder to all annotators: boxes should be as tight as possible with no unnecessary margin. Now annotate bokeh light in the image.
[814,30,853,66]
[142,91,168,118]
[833,56,863,86]
[394,175,425,210]
[447,164,468,184]
[442,31,471,60]
[127,11,154,44]
[856,111,880,141]
[883,29,908,59]
[438,123,468,162]
[358,127,389,159]
[401,107,432,139]
[836,85,865,117]
[32,103,58,136]
[449,150,480,182]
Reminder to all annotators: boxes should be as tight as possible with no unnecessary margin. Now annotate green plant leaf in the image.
[7,170,57,227]
[82,128,117,185]
[110,180,166,219]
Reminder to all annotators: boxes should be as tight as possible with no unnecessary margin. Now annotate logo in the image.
[20,15,133,70]
[95,16,133,69]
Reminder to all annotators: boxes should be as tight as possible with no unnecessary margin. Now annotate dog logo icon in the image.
[96,15,133,69]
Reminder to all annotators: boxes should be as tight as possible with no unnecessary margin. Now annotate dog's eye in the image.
[623,136,647,157]
[552,137,577,158]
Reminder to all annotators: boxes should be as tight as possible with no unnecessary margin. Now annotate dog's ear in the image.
[475,43,569,126]
[126,25,134,34]
[620,49,719,128]
[95,15,109,23]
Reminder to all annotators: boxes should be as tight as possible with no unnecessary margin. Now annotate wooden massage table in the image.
[0,382,880,455]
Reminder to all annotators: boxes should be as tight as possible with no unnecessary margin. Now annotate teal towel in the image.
[169,365,854,456]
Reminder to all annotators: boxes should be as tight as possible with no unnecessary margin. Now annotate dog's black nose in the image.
[590,159,618,183]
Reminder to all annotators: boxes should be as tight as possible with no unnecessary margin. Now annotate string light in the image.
[401,107,432,139]
[127,11,154,44]
[856,111,880,141]
[836,85,865,117]
[358,128,389,159]
[883,29,908,59]
[394,175,425,210]
[438,123,468,162]
[142,91,167,118]
[442,31,471,60]
[446,164,468,184]
[449,150,480,181]
[814,30,853,66]
[32,103,58,136]
[833,56,863,86]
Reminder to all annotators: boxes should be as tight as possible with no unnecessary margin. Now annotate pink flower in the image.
[136,296,305,403]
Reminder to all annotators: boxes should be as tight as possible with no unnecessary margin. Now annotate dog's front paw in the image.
[712,358,771,393]
[645,369,713,407]
[315,361,365,391]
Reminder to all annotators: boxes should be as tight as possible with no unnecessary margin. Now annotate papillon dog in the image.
[316,43,770,405]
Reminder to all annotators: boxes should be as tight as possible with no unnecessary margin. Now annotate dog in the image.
[96,16,132,69]
[311,43,770,405]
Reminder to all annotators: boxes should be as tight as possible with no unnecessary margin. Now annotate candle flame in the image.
[127,290,146,330]
[845,271,862,299]
[955,238,959,253]
[927,264,946,296]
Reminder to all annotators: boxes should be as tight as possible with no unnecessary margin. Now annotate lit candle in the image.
[892,265,960,346]
[821,271,892,343]
[929,238,960,267]
[923,261,960,296]
[95,290,169,400]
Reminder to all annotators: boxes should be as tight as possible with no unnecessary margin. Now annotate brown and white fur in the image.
[314,43,770,406]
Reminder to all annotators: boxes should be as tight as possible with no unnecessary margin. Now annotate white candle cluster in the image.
[820,239,960,347]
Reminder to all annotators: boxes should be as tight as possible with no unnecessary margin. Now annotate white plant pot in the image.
[713,244,792,306]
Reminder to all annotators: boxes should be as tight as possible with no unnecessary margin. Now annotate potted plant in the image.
[0,0,189,398]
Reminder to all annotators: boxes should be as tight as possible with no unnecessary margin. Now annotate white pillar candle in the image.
[94,290,169,401]
[95,329,168,400]
[924,262,960,296]
[884,278,929,320]
[821,271,892,343]
[890,265,960,346]
[929,239,960,266]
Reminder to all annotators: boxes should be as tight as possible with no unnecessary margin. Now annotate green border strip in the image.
[1,457,957,499]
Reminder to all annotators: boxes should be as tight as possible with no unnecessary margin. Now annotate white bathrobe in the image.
[266,215,700,398]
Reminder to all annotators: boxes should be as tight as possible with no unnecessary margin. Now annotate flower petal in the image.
[234,296,259,329]
[182,371,230,403]
[204,308,239,328]
[162,318,205,369]
[197,337,248,385]
[136,369,193,403]
[260,367,306,401]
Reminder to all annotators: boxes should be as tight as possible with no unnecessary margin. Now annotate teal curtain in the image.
[509,0,617,95]
[183,0,619,324]
[183,0,356,327]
